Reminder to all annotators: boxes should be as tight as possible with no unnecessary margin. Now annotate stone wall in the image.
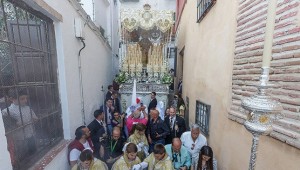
[229,0,300,149]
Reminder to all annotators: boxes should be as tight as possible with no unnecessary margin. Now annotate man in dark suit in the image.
[164,107,186,144]
[147,109,170,153]
[87,109,107,159]
[148,92,157,113]
[105,85,114,100]
[111,91,121,113]
[100,98,114,135]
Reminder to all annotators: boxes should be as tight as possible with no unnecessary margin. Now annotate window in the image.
[197,0,216,23]
[196,100,211,136]
[0,0,62,169]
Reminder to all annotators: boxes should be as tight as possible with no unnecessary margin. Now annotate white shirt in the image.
[125,104,148,119]
[180,131,207,165]
[69,141,91,161]
[169,116,176,129]
[106,107,112,124]
[97,119,107,134]
[2,103,38,139]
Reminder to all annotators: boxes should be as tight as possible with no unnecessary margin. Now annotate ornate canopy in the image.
[121,4,174,33]
[119,4,174,84]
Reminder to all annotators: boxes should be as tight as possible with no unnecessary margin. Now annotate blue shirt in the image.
[165,144,191,169]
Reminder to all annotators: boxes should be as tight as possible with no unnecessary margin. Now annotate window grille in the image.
[0,0,62,169]
[197,0,216,23]
[196,100,210,136]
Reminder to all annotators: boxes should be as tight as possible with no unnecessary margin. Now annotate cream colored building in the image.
[176,0,300,170]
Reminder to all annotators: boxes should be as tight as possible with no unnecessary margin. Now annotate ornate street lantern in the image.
[241,67,283,170]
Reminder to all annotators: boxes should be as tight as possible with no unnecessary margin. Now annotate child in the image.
[112,143,141,170]
[127,123,149,161]
[132,143,174,170]
[72,149,108,170]
[2,88,38,161]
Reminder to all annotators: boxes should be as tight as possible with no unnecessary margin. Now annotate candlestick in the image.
[242,1,282,170]
[262,0,277,67]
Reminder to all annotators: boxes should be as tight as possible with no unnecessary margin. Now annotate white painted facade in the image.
[0,0,115,169]
[81,0,120,76]
[0,0,174,169]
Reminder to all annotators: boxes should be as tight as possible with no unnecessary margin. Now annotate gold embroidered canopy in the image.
[119,4,174,84]
[121,4,174,33]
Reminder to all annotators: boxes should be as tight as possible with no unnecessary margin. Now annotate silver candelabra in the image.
[241,67,283,170]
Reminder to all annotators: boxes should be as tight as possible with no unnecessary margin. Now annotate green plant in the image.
[161,74,173,84]
[115,72,127,84]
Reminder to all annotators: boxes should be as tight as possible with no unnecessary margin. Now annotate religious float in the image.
[117,4,174,113]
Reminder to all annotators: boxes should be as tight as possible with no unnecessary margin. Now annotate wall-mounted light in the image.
[74,17,85,39]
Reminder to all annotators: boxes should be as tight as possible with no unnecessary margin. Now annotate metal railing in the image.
[196,100,210,136]
[197,0,217,23]
[0,0,62,169]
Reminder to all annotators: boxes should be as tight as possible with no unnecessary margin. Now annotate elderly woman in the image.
[112,143,141,170]
[71,149,108,170]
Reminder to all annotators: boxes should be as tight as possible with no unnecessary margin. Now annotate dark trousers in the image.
[26,136,36,155]
[149,139,165,153]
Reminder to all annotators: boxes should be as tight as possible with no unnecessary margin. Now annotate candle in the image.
[168,29,172,59]
[262,0,278,67]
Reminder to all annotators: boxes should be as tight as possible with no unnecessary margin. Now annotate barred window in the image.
[0,0,62,169]
[196,100,211,136]
[197,0,216,23]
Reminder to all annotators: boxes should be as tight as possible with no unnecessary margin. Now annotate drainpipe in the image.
[78,37,86,125]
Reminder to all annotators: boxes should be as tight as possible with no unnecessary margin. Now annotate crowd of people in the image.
[68,85,217,170]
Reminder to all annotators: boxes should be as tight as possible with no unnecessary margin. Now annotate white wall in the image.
[44,147,69,170]
[74,0,120,76]
[94,0,110,39]
[111,1,120,76]
[42,0,113,139]
[0,0,113,169]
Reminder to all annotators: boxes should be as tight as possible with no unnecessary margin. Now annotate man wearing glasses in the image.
[165,138,191,170]
[180,124,207,168]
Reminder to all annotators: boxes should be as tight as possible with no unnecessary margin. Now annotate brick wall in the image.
[229,0,300,149]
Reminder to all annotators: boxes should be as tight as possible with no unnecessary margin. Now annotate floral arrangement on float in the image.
[115,72,128,84]
[161,74,173,84]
